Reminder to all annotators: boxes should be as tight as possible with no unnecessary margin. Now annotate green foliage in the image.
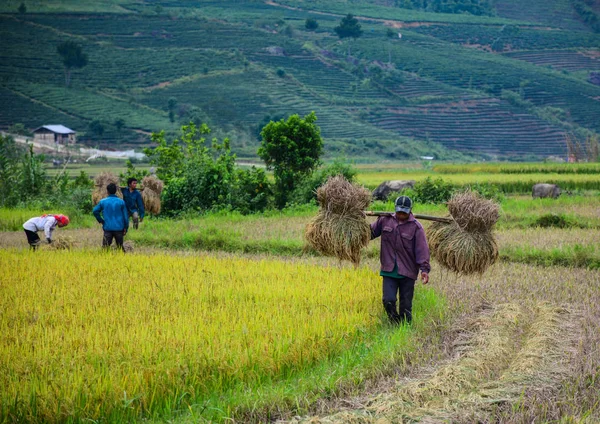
[405,176,454,204]
[8,123,29,136]
[232,167,272,214]
[20,145,46,198]
[466,182,505,202]
[88,119,105,137]
[334,14,363,40]
[56,40,88,87]
[18,2,26,14]
[147,123,271,215]
[396,0,493,15]
[119,160,149,185]
[258,111,324,208]
[534,213,572,228]
[571,0,600,32]
[0,134,21,207]
[113,118,125,132]
[305,18,318,30]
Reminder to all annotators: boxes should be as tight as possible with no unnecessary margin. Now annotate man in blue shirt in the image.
[93,183,129,251]
[122,178,145,230]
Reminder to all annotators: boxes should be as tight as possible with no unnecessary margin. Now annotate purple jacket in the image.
[370,213,431,280]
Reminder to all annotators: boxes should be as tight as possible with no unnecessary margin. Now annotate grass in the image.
[0,207,96,231]
[0,249,445,423]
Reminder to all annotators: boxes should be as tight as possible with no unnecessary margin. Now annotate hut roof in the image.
[33,125,76,134]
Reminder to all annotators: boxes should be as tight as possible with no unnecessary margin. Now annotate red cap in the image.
[56,215,70,226]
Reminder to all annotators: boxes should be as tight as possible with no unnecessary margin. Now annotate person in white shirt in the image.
[22,214,70,250]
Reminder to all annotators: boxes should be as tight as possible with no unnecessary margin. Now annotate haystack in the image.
[92,172,123,206]
[305,175,372,265]
[427,190,500,275]
[141,175,163,215]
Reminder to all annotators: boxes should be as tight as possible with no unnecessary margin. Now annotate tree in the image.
[258,111,323,208]
[18,2,26,14]
[88,119,104,137]
[334,14,363,55]
[167,97,177,123]
[56,41,88,87]
[114,118,125,132]
[334,14,363,40]
[305,18,318,31]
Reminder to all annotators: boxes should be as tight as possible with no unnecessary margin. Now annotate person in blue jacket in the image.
[93,183,129,251]
[121,178,145,230]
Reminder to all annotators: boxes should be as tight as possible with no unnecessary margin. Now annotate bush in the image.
[305,18,318,31]
[232,167,272,214]
[406,177,454,204]
[534,213,571,228]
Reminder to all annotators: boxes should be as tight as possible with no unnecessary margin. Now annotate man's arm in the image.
[122,202,129,231]
[44,217,56,242]
[93,202,104,224]
[414,224,431,282]
[370,216,383,240]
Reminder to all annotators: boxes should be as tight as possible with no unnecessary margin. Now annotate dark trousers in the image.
[103,230,124,250]
[382,276,415,324]
[24,230,40,250]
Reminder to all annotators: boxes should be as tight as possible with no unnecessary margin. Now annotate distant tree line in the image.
[571,0,600,33]
[395,0,493,16]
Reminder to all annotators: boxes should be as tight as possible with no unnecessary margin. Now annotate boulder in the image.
[372,180,415,201]
[532,183,561,199]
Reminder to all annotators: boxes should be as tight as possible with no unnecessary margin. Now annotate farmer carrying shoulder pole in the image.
[370,195,430,325]
[22,214,70,250]
[121,178,144,230]
[93,183,129,251]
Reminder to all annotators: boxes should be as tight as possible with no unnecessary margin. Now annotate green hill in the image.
[1,0,599,160]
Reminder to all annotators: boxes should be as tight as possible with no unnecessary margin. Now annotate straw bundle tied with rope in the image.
[305,176,372,266]
[92,172,122,206]
[427,190,499,275]
[41,236,75,250]
[141,175,163,215]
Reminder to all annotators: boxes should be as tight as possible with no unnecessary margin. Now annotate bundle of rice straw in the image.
[427,190,499,275]
[123,241,135,253]
[42,236,75,250]
[92,172,123,206]
[305,175,372,266]
[141,175,163,215]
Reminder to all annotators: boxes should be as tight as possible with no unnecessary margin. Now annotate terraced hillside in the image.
[0,0,599,159]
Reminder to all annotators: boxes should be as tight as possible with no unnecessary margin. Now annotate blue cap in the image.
[394,196,412,213]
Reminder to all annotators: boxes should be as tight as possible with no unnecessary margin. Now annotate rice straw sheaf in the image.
[141,187,161,215]
[448,190,499,232]
[305,176,372,265]
[42,236,75,250]
[141,175,164,195]
[92,172,123,206]
[427,220,498,275]
[140,175,163,215]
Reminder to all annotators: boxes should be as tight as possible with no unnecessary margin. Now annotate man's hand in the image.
[123,229,127,236]
[421,272,429,285]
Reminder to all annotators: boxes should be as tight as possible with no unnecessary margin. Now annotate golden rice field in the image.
[0,250,442,423]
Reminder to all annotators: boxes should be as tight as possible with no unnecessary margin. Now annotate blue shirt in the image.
[93,195,129,231]
[121,188,145,218]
